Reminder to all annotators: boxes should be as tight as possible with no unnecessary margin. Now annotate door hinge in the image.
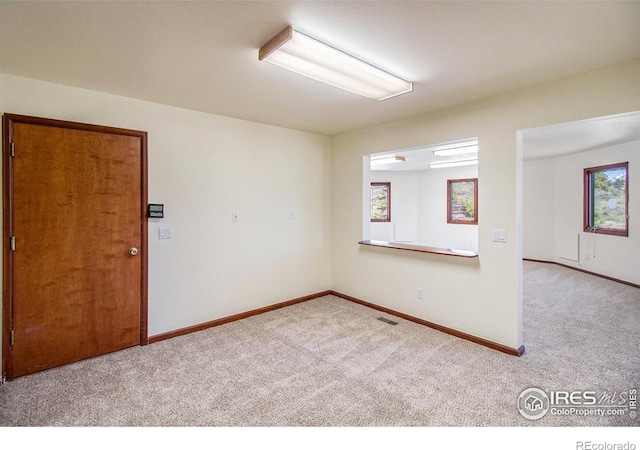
[9,236,16,251]
[10,142,15,157]
[10,330,15,346]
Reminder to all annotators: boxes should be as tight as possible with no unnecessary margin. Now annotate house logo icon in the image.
[518,387,550,420]
[526,395,543,411]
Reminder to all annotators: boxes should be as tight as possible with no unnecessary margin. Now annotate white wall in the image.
[417,165,478,251]
[331,59,640,351]
[523,158,556,259]
[369,166,478,251]
[369,171,418,242]
[0,74,332,348]
[524,140,639,284]
[2,58,640,365]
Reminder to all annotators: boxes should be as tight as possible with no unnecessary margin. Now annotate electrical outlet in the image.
[417,288,423,299]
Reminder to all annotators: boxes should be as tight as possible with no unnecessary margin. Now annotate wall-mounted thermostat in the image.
[148,204,164,218]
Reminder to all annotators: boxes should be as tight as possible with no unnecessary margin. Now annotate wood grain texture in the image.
[4,115,148,379]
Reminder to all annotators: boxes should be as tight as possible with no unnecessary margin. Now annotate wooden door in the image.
[2,114,148,380]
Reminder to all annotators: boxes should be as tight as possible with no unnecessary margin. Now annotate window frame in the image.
[583,162,628,237]
[447,178,478,225]
[370,182,391,223]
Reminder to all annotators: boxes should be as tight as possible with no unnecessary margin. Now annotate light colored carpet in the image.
[1,261,638,426]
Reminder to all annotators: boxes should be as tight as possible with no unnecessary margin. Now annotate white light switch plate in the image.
[493,229,507,243]
[158,227,172,239]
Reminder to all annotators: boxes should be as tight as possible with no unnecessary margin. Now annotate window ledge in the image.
[359,240,478,258]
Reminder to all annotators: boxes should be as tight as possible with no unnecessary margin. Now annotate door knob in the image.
[129,247,139,256]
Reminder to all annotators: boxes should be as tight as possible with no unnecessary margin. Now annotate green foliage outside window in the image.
[370,183,390,222]
[448,179,477,224]
[590,169,626,230]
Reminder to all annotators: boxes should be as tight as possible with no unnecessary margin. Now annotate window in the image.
[370,182,390,222]
[447,178,478,225]
[364,137,479,254]
[584,162,628,236]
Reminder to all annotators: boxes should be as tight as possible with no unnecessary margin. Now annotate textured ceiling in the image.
[1,1,639,136]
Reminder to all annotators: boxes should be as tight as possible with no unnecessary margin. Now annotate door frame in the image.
[2,113,149,381]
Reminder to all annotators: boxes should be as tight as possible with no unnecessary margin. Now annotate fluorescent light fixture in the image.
[429,159,478,169]
[433,144,478,157]
[371,156,406,166]
[259,26,413,101]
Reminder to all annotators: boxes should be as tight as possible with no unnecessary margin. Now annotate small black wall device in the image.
[147,204,164,218]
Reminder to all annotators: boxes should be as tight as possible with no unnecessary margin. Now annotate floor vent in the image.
[377,317,399,326]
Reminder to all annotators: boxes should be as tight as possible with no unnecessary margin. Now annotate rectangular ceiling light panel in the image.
[429,159,479,169]
[432,145,479,157]
[259,26,413,101]
[371,156,406,166]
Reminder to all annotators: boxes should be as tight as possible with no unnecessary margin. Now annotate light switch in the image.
[493,229,507,243]
[158,227,172,240]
